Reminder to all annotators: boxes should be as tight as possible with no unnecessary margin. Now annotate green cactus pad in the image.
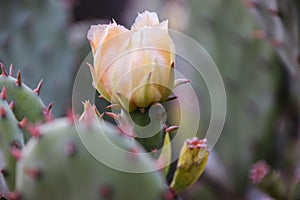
[0,99,24,192]
[16,118,168,200]
[0,68,47,142]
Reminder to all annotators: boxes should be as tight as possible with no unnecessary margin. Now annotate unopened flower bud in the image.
[170,137,209,194]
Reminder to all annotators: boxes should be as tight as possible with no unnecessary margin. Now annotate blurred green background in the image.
[0,0,299,199]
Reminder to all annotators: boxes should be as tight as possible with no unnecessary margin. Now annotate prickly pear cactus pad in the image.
[0,96,24,192]
[16,118,168,200]
[0,65,45,124]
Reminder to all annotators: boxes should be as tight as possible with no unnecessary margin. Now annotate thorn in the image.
[33,79,43,95]
[0,107,6,118]
[0,87,7,100]
[64,142,77,157]
[7,192,21,200]
[43,102,53,115]
[18,118,27,129]
[66,108,77,123]
[16,70,22,86]
[106,104,121,110]
[9,64,13,76]
[98,184,113,199]
[27,124,41,138]
[105,112,120,120]
[174,79,190,88]
[100,113,105,119]
[165,126,179,133]
[98,95,104,99]
[24,168,42,180]
[9,101,14,110]
[166,95,177,102]
[0,64,7,76]
[10,147,22,160]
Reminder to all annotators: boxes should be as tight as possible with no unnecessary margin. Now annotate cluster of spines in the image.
[0,63,53,140]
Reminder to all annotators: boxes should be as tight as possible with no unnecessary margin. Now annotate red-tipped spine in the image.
[18,118,27,129]
[43,102,53,114]
[105,112,120,120]
[33,79,43,95]
[9,64,14,76]
[16,70,22,86]
[0,64,8,76]
[165,126,179,133]
[0,107,6,118]
[0,87,7,100]
[9,101,14,110]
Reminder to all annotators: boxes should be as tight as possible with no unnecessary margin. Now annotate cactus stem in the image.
[98,184,113,199]
[7,192,21,200]
[16,70,22,86]
[64,142,77,157]
[24,168,42,180]
[33,79,43,95]
[10,147,22,160]
[18,118,27,129]
[0,64,8,76]
[105,112,120,120]
[9,64,14,76]
[0,107,6,118]
[0,87,7,100]
[165,126,179,133]
[9,101,14,110]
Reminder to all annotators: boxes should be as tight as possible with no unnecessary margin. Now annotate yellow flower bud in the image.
[87,11,175,111]
[170,137,209,194]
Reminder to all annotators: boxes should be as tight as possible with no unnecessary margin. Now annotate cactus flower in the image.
[87,11,175,112]
[170,137,209,194]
